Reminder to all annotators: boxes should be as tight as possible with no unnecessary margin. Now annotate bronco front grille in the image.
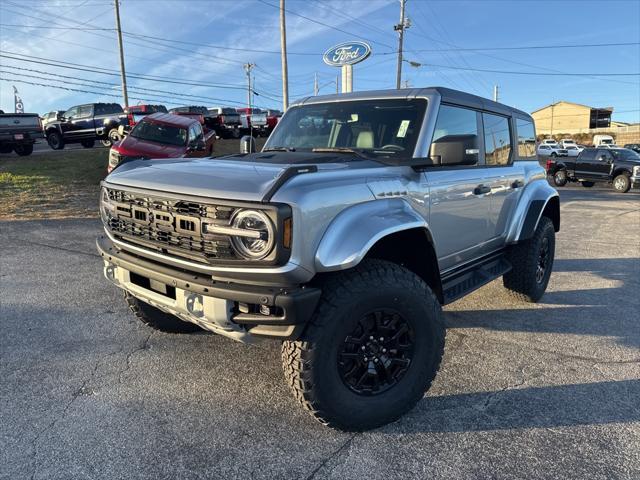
[103,188,239,263]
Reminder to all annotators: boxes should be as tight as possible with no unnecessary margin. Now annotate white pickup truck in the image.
[237,108,268,136]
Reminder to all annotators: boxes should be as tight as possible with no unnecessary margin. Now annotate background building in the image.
[531,100,639,145]
[531,101,613,135]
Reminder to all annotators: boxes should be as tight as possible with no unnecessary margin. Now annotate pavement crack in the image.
[28,357,103,480]
[304,433,357,480]
[485,337,640,365]
[19,239,100,258]
[117,332,154,385]
[476,366,528,412]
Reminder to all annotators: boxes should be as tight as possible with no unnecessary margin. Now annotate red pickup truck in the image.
[108,113,215,172]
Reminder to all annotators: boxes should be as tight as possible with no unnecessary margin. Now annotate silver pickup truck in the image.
[98,87,559,430]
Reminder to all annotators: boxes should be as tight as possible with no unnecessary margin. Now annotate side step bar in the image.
[441,252,512,305]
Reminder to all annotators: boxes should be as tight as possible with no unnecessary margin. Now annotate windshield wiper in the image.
[311,147,373,160]
[263,146,296,152]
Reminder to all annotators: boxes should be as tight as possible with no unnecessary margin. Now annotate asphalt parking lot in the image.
[1,184,639,480]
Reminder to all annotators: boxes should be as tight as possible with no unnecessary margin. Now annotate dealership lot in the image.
[1,185,639,479]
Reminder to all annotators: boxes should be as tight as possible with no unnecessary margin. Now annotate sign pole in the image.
[324,42,370,93]
[341,65,353,93]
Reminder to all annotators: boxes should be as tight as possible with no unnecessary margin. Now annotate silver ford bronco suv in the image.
[98,87,559,430]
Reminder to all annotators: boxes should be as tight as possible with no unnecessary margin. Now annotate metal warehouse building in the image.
[531,101,614,135]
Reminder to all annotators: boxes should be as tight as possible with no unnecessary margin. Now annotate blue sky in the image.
[1,0,639,122]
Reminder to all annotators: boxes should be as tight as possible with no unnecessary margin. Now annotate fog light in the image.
[186,294,204,318]
[105,265,116,281]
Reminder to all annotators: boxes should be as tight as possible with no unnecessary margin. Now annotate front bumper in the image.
[631,175,640,189]
[97,235,321,342]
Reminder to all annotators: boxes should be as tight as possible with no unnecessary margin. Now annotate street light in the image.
[404,59,422,68]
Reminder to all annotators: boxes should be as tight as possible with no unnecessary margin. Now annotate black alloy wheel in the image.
[338,309,415,396]
[535,236,550,284]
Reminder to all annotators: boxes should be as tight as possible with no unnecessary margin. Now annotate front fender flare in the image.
[506,180,560,243]
[315,198,429,272]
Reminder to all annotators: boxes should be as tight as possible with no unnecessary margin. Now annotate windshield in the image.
[601,139,614,145]
[265,99,427,159]
[610,149,640,160]
[130,121,187,146]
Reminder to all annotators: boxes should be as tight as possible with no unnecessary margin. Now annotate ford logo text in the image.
[323,41,372,67]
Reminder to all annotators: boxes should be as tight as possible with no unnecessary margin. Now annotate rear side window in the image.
[96,104,123,115]
[483,113,512,165]
[580,149,596,161]
[516,119,536,159]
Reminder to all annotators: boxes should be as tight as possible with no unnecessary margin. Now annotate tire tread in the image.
[281,259,445,430]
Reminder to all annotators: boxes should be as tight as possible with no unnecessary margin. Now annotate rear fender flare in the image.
[506,181,560,243]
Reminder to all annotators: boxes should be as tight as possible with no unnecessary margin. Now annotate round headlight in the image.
[230,210,275,260]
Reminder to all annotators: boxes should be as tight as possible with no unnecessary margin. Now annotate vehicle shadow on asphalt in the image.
[392,379,640,433]
[445,257,640,349]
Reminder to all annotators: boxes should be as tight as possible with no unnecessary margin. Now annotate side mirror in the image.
[430,134,478,166]
[188,139,206,152]
[240,135,256,154]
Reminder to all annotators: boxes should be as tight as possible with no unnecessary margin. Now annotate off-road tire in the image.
[503,216,555,303]
[612,174,631,193]
[281,259,445,431]
[581,181,595,188]
[553,169,567,187]
[47,131,65,150]
[81,139,95,148]
[125,292,202,333]
[14,144,34,156]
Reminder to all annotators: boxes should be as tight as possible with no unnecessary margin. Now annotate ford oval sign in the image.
[323,42,371,67]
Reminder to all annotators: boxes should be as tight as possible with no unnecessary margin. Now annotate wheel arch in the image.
[506,180,560,243]
[612,167,631,178]
[314,199,443,303]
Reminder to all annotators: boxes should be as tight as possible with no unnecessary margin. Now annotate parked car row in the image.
[34,102,281,153]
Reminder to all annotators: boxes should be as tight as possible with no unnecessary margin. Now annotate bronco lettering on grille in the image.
[175,214,201,237]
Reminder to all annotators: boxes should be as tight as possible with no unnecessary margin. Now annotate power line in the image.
[0,77,272,109]
[0,53,282,106]
[0,53,246,90]
[0,67,251,105]
[418,62,640,77]
[385,41,640,53]
[255,0,396,51]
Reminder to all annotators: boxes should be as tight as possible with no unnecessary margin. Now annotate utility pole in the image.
[493,85,499,102]
[394,0,409,90]
[279,0,289,111]
[113,0,128,108]
[244,63,255,109]
[314,72,319,96]
[244,63,255,136]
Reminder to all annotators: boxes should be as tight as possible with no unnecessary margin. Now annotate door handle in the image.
[473,184,491,195]
[511,180,525,189]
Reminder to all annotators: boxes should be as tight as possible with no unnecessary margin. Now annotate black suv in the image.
[44,103,128,150]
[547,147,640,193]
